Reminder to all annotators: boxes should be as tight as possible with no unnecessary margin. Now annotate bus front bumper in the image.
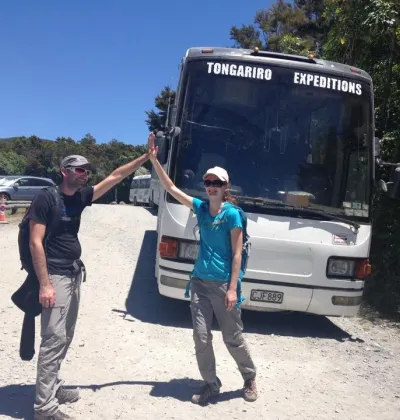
[157,265,364,317]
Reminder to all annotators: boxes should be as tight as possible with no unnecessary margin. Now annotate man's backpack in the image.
[18,186,63,273]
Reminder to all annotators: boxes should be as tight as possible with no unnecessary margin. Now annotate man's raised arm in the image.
[92,151,150,202]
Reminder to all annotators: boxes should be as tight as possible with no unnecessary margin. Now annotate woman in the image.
[147,133,257,405]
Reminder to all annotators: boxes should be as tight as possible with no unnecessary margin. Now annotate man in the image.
[29,150,150,420]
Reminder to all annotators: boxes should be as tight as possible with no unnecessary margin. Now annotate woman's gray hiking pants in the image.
[190,278,256,385]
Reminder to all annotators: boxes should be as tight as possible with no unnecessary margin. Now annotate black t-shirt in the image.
[28,186,94,274]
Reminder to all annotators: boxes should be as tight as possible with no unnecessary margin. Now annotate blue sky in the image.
[0,0,271,146]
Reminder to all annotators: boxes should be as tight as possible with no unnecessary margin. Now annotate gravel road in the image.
[1,204,400,420]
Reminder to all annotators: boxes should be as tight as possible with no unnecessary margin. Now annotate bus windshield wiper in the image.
[288,207,360,232]
[186,120,235,134]
[234,196,360,232]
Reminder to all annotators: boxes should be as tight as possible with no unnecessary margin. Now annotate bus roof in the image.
[184,47,372,82]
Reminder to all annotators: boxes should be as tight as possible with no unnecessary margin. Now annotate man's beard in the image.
[66,177,86,189]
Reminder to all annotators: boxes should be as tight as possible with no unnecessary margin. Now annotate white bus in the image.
[153,46,399,317]
[129,174,151,206]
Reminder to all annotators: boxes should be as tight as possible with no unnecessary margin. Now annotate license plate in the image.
[250,289,284,304]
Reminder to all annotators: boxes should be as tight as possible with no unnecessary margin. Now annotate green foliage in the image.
[0,151,28,175]
[230,25,262,49]
[230,0,330,55]
[145,86,176,132]
[367,131,400,315]
[0,134,149,204]
[279,33,315,56]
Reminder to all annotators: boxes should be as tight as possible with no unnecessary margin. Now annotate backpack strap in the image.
[187,200,209,298]
[39,186,63,255]
[19,186,61,232]
[43,186,62,237]
[220,202,250,308]
[18,186,63,273]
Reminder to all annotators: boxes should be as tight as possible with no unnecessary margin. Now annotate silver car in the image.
[0,175,56,201]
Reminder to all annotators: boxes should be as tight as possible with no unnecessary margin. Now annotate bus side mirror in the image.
[378,165,400,200]
[388,167,400,199]
[155,127,181,165]
[155,131,168,164]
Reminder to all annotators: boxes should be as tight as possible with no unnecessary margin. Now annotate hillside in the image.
[0,136,52,143]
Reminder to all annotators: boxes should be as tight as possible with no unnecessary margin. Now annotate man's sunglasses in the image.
[204,179,226,188]
[67,167,92,176]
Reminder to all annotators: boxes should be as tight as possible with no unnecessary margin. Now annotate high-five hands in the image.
[147,132,158,162]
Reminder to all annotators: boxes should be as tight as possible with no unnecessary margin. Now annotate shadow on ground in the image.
[118,230,363,343]
[142,206,158,216]
[0,379,240,419]
[128,204,158,216]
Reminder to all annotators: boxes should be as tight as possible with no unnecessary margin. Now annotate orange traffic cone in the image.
[0,194,8,224]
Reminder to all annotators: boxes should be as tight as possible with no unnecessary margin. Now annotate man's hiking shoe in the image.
[191,377,222,405]
[56,387,80,404]
[243,378,258,402]
[34,410,75,420]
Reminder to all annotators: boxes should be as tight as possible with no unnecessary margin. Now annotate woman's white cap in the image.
[203,166,229,183]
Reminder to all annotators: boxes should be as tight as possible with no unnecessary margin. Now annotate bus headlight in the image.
[327,258,356,278]
[332,296,362,306]
[179,242,199,261]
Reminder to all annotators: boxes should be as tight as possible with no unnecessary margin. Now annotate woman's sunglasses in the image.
[204,179,226,188]
[67,167,92,177]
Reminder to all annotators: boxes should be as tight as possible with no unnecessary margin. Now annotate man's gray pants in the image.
[34,271,82,416]
[190,278,256,384]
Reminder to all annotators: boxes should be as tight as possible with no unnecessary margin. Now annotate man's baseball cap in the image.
[203,166,229,183]
[60,155,91,169]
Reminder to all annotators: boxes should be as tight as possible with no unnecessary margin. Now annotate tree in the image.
[0,151,27,175]
[364,0,399,133]
[145,86,176,132]
[230,25,262,49]
[230,0,329,55]
[295,0,330,43]
[79,133,96,146]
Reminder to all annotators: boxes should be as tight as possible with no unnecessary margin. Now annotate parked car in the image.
[0,175,18,185]
[0,176,56,201]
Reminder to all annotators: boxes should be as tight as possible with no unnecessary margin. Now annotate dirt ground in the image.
[1,204,399,420]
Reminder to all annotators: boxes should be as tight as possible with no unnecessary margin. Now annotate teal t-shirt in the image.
[192,198,243,282]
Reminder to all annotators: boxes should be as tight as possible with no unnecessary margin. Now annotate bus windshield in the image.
[169,60,373,220]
